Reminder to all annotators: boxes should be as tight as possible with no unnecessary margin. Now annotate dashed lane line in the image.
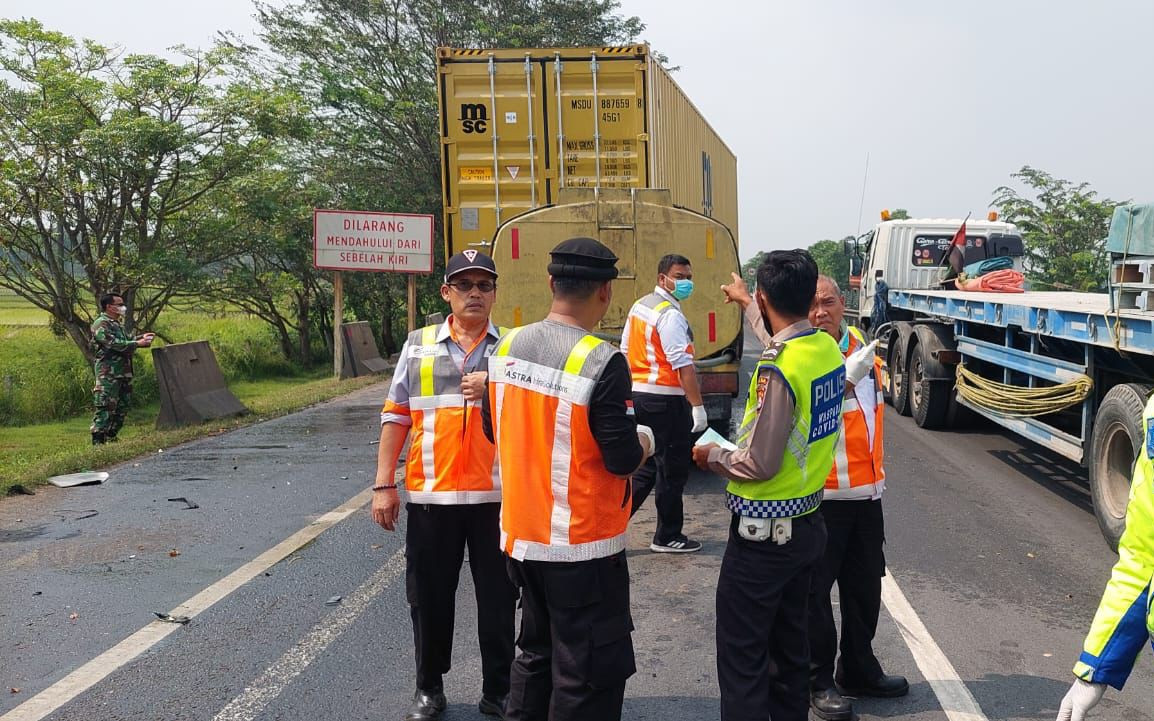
[1,488,375,721]
[882,573,990,721]
[212,549,405,721]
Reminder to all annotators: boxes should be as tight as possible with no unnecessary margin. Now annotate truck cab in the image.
[848,213,1024,331]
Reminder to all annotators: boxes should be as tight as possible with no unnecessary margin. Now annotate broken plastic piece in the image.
[325,595,343,606]
[167,497,200,510]
[48,472,108,488]
[154,612,191,625]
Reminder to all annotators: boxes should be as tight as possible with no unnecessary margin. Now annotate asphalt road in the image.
[2,338,1154,721]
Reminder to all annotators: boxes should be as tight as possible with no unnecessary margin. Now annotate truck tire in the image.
[889,337,912,416]
[909,341,951,429]
[1089,383,1151,551]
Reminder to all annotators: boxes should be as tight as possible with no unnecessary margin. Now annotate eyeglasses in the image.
[447,280,497,293]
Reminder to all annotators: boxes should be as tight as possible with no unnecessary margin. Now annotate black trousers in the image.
[405,502,517,696]
[505,551,636,721]
[808,498,886,690]
[629,392,692,544]
[716,512,827,721]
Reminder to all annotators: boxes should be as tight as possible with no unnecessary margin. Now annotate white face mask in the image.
[116,305,127,315]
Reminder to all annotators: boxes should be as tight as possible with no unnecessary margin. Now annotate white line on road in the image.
[213,549,404,721]
[1,488,375,721]
[881,573,990,721]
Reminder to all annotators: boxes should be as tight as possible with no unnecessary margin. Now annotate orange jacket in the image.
[825,327,886,500]
[488,321,630,562]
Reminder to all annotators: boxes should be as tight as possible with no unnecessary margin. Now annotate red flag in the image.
[947,219,968,274]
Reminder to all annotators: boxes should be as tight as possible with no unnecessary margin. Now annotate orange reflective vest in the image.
[825,326,886,500]
[394,323,502,504]
[623,292,694,395]
[488,321,630,562]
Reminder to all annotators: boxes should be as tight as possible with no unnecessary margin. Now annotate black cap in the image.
[445,250,498,281]
[548,237,619,280]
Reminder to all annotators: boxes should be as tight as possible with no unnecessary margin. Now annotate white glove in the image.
[636,424,656,459]
[691,405,709,433]
[1056,679,1106,721]
[845,339,879,386]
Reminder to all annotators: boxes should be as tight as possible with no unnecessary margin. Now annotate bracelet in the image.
[372,484,398,491]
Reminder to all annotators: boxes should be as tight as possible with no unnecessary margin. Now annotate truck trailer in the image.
[847,209,1154,549]
[436,46,742,428]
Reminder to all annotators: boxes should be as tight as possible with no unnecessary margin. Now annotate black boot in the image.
[91,432,106,445]
[811,687,854,721]
[403,689,446,721]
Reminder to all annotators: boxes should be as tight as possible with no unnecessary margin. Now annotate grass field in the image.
[0,300,388,495]
[0,290,49,326]
[0,372,383,496]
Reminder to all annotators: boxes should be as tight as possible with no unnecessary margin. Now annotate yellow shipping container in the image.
[436,45,738,256]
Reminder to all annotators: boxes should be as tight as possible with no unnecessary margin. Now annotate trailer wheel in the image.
[889,338,912,416]
[1089,383,1151,551]
[910,342,951,429]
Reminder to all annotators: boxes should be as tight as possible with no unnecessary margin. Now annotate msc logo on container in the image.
[460,103,488,134]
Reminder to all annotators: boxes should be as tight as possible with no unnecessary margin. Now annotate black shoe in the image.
[837,674,910,698]
[403,689,446,721]
[91,432,106,446]
[478,693,507,717]
[649,537,702,553]
[810,687,854,721]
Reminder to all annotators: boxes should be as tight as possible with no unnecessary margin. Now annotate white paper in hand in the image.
[695,427,738,451]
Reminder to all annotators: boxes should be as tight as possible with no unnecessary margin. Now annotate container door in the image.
[441,54,549,256]
[545,51,649,193]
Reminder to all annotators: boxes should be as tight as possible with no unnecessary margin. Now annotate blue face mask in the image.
[668,278,694,301]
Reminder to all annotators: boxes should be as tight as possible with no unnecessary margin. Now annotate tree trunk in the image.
[297,288,311,366]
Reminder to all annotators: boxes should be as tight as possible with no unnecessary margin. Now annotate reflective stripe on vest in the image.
[826,326,886,500]
[726,328,845,518]
[404,323,501,504]
[490,322,629,562]
[625,293,693,395]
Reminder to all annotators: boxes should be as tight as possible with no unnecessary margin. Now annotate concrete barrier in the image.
[152,341,249,429]
[340,321,390,379]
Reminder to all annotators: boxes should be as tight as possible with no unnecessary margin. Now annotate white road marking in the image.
[212,549,404,721]
[1,488,375,721]
[881,573,990,721]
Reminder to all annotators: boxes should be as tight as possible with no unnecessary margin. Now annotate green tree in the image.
[992,166,1119,291]
[741,251,767,289]
[806,239,850,290]
[0,19,299,359]
[248,0,649,352]
[889,208,910,220]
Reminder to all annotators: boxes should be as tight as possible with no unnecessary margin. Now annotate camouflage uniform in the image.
[90,313,139,441]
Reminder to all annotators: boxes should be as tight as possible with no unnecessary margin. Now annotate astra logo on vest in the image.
[809,366,846,442]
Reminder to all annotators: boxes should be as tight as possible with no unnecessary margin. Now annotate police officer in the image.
[1054,390,1154,720]
[622,254,708,553]
[693,250,844,721]
[482,237,655,721]
[721,273,907,719]
[372,251,516,721]
[90,293,153,445]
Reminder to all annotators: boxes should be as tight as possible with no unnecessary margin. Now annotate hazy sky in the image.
[7,0,1153,258]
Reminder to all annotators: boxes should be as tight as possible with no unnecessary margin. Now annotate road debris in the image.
[68,613,79,621]
[167,497,200,510]
[48,471,108,488]
[153,612,191,625]
[168,549,182,558]
[325,595,343,606]
[10,688,19,694]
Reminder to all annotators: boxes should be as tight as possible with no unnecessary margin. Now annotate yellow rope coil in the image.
[955,363,1092,418]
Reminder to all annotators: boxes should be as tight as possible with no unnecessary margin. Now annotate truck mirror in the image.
[843,236,855,256]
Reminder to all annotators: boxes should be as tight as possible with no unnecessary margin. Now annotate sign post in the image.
[332,271,344,378]
[313,210,435,379]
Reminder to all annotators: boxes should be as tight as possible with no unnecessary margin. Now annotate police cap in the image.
[547,237,619,280]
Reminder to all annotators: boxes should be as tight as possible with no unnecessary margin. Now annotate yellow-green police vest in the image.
[725,327,846,519]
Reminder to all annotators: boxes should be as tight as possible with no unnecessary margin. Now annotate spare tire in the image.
[1089,383,1152,551]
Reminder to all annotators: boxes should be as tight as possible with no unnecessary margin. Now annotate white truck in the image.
[846,211,1154,549]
